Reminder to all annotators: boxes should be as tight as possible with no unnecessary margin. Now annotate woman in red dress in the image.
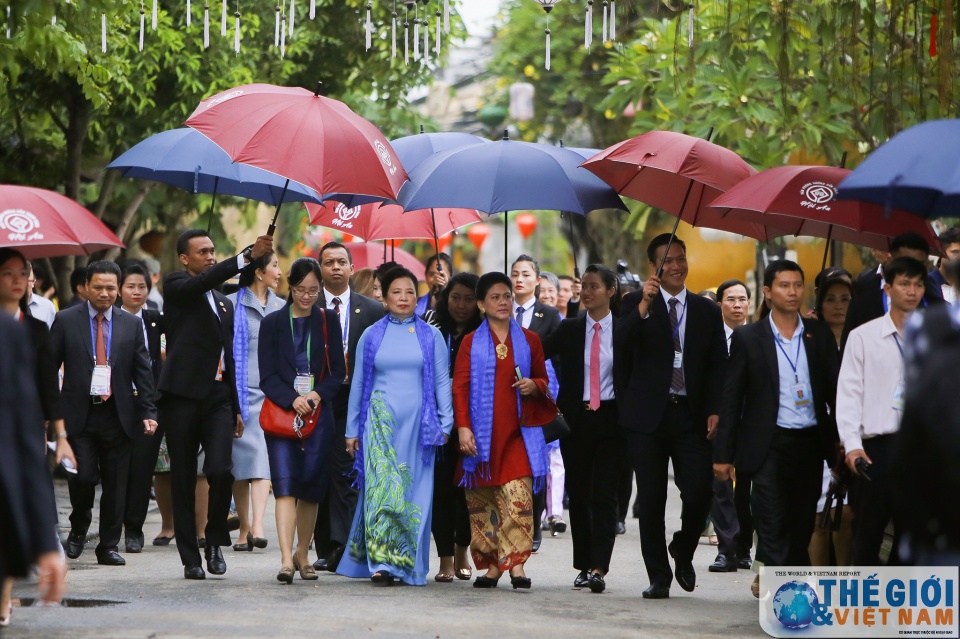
[453,272,556,590]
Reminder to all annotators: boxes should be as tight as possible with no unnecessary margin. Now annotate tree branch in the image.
[93,168,119,219]
[103,185,150,262]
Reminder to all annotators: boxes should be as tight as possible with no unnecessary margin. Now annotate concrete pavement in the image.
[8,478,766,638]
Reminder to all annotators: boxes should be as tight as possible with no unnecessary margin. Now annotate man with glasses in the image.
[158,229,273,580]
[312,242,384,572]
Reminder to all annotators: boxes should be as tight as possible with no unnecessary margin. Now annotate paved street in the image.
[8,478,765,639]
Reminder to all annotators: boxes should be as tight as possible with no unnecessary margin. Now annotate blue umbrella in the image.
[390,129,490,172]
[399,134,627,271]
[108,128,322,232]
[836,119,960,218]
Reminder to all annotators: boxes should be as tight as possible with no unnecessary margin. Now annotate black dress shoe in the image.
[184,565,206,580]
[588,572,606,594]
[573,571,590,588]
[642,583,670,599]
[64,532,86,559]
[198,538,206,549]
[313,557,329,571]
[531,537,542,553]
[708,553,737,573]
[125,536,143,554]
[326,544,345,572]
[204,545,227,575]
[510,575,532,589]
[616,521,627,535]
[737,556,753,570]
[668,542,696,592]
[96,550,126,566]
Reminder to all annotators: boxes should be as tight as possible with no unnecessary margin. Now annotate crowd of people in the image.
[2,226,959,626]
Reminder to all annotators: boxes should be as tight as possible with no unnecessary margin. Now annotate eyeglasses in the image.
[291,287,320,298]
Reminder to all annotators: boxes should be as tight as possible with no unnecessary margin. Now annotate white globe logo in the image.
[0,209,41,236]
[335,203,362,221]
[801,182,837,205]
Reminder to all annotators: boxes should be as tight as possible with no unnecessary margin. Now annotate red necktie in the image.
[95,313,111,400]
[589,322,601,410]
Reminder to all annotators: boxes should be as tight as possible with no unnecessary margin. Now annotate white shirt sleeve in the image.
[836,331,866,452]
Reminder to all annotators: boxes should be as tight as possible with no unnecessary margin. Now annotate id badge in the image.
[673,351,683,369]
[294,374,315,396]
[90,365,112,396]
[892,381,905,411]
[792,382,812,408]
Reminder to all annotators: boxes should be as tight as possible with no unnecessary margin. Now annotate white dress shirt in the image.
[512,296,536,329]
[837,313,906,452]
[723,323,734,355]
[324,286,352,342]
[661,287,688,395]
[29,293,56,328]
[583,311,615,402]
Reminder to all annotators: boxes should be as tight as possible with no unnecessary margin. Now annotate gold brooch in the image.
[409,327,415,333]
[495,343,508,360]
[534,312,543,318]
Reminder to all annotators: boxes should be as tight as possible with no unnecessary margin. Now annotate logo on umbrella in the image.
[203,90,245,111]
[800,182,837,210]
[332,202,361,229]
[0,209,44,241]
[373,140,398,176]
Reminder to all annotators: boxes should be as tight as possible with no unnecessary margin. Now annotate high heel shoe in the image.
[473,574,500,589]
[370,571,395,586]
[276,565,294,584]
[510,575,532,589]
[293,556,318,580]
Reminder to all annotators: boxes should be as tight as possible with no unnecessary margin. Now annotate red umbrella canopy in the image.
[0,185,124,259]
[306,201,483,242]
[185,84,409,203]
[709,166,943,253]
[581,130,757,225]
[341,241,426,280]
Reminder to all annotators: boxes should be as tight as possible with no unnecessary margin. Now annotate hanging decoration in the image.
[139,3,145,50]
[274,4,280,47]
[221,0,227,35]
[234,1,241,53]
[585,0,593,49]
[280,10,287,57]
[152,0,157,30]
[423,6,429,60]
[203,2,210,48]
[365,3,372,50]
[289,0,295,38]
[435,2,441,53]
[688,2,694,48]
[610,0,615,40]
[443,0,449,32]
[414,14,420,59]
[533,0,561,71]
[7,6,12,39]
[309,0,315,20]
[186,0,191,27]
[602,0,607,42]
[101,12,107,52]
[392,4,398,57]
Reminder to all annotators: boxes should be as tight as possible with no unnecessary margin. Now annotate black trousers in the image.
[617,464,634,523]
[626,398,713,587]
[752,426,822,567]
[160,383,235,567]
[314,388,359,557]
[710,475,754,559]
[851,434,901,565]
[561,401,628,573]
[431,434,470,557]
[124,422,165,537]
[67,399,132,553]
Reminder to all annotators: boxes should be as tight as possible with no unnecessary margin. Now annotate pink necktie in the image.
[589,322,601,410]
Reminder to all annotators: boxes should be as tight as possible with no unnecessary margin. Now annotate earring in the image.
[258,276,263,281]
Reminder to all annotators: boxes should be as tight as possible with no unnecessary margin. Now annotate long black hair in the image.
[583,264,621,316]
[434,272,481,336]
[286,257,323,306]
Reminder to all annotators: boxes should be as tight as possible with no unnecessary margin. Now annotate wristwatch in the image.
[57,431,68,439]
[242,247,253,262]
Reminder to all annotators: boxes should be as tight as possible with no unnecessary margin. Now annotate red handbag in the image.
[260,311,331,441]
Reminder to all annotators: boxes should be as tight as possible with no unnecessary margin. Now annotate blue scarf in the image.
[461,319,549,493]
[232,288,251,422]
[351,314,445,489]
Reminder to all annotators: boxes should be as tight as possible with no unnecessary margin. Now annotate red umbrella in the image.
[185,83,409,234]
[306,201,482,242]
[339,241,426,280]
[709,165,943,269]
[0,185,124,258]
[581,130,757,272]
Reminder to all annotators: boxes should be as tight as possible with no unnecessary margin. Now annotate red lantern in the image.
[341,232,355,243]
[515,213,538,240]
[438,232,453,252]
[467,224,490,250]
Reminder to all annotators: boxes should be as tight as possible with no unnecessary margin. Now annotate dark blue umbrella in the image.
[836,119,960,218]
[390,129,489,172]
[398,134,627,271]
[108,128,322,232]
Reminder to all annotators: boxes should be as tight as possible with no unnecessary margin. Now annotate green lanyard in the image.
[289,306,311,374]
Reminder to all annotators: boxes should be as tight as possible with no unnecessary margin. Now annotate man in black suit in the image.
[843,232,943,349]
[313,241,385,571]
[0,314,66,604]
[617,233,727,599]
[49,261,158,567]
[159,229,273,580]
[511,254,562,548]
[714,260,839,598]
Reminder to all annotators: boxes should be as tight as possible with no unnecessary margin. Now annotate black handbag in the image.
[541,412,571,443]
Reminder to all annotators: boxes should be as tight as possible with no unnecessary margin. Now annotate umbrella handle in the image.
[566,212,580,279]
[266,179,290,237]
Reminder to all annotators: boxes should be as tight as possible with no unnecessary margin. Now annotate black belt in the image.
[91,395,114,406]
[667,394,688,405]
[775,425,818,435]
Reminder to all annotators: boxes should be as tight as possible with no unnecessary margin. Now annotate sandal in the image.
[434,572,454,583]
[455,567,472,581]
[370,571,395,586]
[473,574,500,589]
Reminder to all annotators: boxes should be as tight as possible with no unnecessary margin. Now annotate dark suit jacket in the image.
[616,289,727,434]
[49,304,157,440]
[715,316,839,475]
[25,314,62,422]
[541,314,628,425]
[841,283,943,350]
[142,308,164,386]
[0,316,60,580]
[343,292,386,384]
[158,257,242,417]
[526,300,563,374]
[258,307,346,411]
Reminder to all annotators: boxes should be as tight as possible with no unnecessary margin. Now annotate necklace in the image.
[495,343,508,360]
